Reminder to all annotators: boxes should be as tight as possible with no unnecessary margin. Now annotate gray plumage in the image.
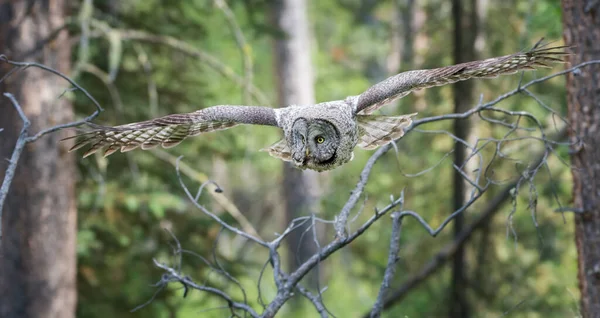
[66,41,567,171]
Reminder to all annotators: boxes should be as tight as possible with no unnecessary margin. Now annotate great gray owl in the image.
[67,41,567,171]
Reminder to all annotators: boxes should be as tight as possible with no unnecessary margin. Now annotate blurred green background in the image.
[68,0,576,317]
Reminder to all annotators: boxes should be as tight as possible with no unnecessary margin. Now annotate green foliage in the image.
[69,0,577,317]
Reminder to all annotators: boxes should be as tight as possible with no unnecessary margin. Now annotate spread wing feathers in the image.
[356,114,416,150]
[65,113,238,158]
[356,40,569,114]
[260,139,292,162]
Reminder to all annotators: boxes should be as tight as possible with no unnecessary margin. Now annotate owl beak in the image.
[292,138,307,163]
[292,128,309,164]
[303,131,311,158]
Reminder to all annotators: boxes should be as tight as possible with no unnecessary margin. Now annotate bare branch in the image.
[0,56,103,142]
[0,93,30,241]
[409,60,600,130]
[2,43,594,317]
[174,156,268,247]
[0,55,105,243]
[143,56,582,315]
[334,144,393,238]
[370,211,404,318]
[0,55,103,114]
[361,131,564,316]
[296,284,329,318]
[152,149,263,241]
[152,259,260,317]
[263,193,405,317]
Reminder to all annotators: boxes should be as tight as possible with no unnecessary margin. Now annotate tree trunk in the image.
[272,0,321,288]
[562,1,600,316]
[0,1,77,317]
[450,0,479,316]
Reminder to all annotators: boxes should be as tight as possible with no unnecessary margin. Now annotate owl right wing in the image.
[354,40,569,114]
[65,105,278,157]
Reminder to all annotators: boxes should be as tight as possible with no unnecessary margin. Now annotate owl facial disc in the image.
[290,118,340,169]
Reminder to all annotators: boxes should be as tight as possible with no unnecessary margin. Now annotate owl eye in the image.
[315,136,325,144]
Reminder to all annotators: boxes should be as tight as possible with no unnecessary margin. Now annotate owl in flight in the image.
[68,41,567,171]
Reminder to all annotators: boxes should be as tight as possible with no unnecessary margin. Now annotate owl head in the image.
[265,102,357,171]
[265,101,414,172]
[288,117,341,166]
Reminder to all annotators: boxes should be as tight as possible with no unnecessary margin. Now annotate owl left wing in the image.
[354,40,569,114]
[65,105,278,158]
[260,139,292,162]
[356,114,415,150]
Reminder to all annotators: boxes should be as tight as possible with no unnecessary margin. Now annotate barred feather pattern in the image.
[355,41,569,114]
[67,112,238,158]
[261,139,292,162]
[356,114,415,150]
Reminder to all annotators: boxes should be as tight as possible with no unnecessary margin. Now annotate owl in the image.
[67,41,567,171]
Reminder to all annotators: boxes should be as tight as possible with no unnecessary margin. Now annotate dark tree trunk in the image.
[562,1,600,316]
[450,0,478,317]
[0,1,77,317]
[272,0,321,288]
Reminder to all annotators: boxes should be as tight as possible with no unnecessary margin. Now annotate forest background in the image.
[0,0,586,317]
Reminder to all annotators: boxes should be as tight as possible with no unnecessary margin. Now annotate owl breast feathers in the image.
[65,40,567,171]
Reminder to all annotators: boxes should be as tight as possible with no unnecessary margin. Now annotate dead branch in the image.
[369,211,405,318]
[144,62,600,317]
[3,46,599,317]
[0,93,30,240]
[361,129,567,317]
[0,55,103,242]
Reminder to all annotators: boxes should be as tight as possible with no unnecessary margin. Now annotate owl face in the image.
[289,118,340,169]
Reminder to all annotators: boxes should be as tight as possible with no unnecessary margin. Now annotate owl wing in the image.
[260,139,292,162]
[354,40,569,114]
[356,114,415,150]
[65,105,278,158]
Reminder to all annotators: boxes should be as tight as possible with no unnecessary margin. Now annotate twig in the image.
[370,211,404,318]
[262,194,405,317]
[0,93,30,241]
[211,227,249,307]
[409,60,600,130]
[0,55,103,143]
[154,150,263,240]
[140,53,600,317]
[334,144,392,238]
[0,47,585,316]
[152,259,260,317]
[0,55,103,113]
[360,132,562,316]
[130,284,166,313]
[0,57,105,241]
[296,284,329,318]
[175,156,267,247]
